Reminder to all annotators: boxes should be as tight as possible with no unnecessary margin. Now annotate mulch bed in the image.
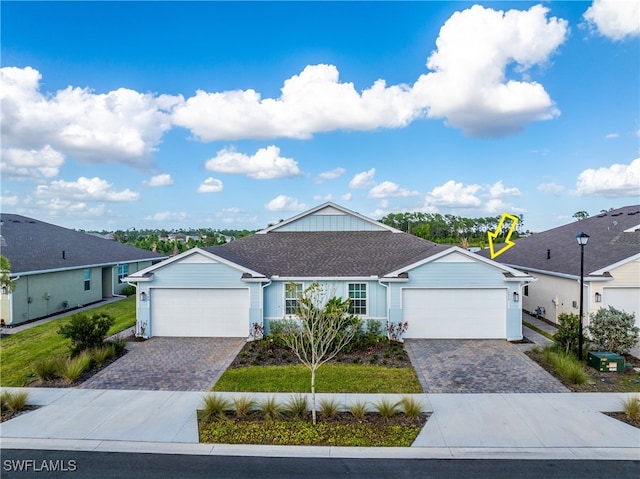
[229,338,412,369]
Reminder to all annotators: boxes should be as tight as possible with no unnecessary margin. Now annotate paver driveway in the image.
[80,337,245,391]
[404,339,568,393]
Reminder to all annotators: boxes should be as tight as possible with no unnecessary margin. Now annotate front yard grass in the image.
[0,297,135,387]
[213,363,423,393]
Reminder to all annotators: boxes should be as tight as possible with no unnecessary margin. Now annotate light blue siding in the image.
[274,215,386,232]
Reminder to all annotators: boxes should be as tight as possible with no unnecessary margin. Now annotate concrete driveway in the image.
[404,339,568,393]
[80,337,246,391]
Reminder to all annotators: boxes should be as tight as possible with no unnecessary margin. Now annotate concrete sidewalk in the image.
[1,387,638,460]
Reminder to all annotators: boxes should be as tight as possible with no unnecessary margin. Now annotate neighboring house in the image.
[478,205,640,327]
[0,214,166,326]
[126,203,531,340]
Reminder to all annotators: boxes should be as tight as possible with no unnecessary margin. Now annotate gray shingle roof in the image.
[478,205,640,277]
[205,231,449,277]
[0,214,166,274]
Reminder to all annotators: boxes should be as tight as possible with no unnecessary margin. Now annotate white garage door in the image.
[151,288,249,337]
[402,288,507,339]
[603,288,640,319]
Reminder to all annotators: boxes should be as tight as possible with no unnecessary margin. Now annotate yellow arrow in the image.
[488,212,519,259]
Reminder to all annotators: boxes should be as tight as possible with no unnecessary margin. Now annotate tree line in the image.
[377,212,526,246]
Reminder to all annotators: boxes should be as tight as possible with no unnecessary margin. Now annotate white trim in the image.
[257,202,402,234]
[271,275,379,281]
[384,246,531,279]
[126,247,266,281]
[347,282,368,317]
[507,265,613,282]
[589,253,640,275]
[9,257,165,278]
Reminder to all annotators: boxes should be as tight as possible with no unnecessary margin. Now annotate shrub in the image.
[59,352,92,384]
[120,285,136,296]
[318,397,340,420]
[232,395,256,418]
[553,313,582,356]
[105,338,127,356]
[91,345,115,368]
[33,358,61,382]
[373,397,399,420]
[388,321,409,342]
[201,394,232,422]
[588,306,639,355]
[347,400,368,421]
[267,319,299,348]
[1,390,29,413]
[543,347,588,385]
[398,396,423,420]
[284,394,308,420]
[58,312,115,355]
[620,395,640,421]
[258,396,284,421]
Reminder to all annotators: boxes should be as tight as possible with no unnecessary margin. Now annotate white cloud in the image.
[146,211,189,222]
[215,208,259,225]
[0,66,180,167]
[537,182,566,195]
[340,192,352,201]
[605,133,620,139]
[412,4,567,137]
[204,145,302,179]
[197,177,224,193]
[35,176,139,202]
[316,167,346,183]
[34,198,106,217]
[265,195,306,212]
[575,158,640,197]
[1,195,19,207]
[484,198,525,214]
[583,0,640,40]
[368,181,420,198]
[1,145,64,179]
[425,180,482,207]
[172,64,419,141]
[349,168,376,189]
[313,194,333,202]
[488,180,521,198]
[144,174,174,187]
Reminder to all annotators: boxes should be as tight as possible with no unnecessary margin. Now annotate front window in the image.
[117,264,129,284]
[348,283,367,316]
[285,283,303,315]
[84,269,91,291]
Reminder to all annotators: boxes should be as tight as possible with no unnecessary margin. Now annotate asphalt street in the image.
[1,450,639,479]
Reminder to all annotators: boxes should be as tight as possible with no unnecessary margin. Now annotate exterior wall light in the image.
[140,291,147,302]
[513,292,520,302]
[595,292,602,303]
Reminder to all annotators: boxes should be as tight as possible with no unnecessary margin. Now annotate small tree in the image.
[553,313,582,356]
[1,256,15,293]
[280,283,360,424]
[588,306,639,355]
[58,313,115,355]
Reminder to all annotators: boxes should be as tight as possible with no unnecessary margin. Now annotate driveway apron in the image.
[80,337,245,391]
[404,339,568,393]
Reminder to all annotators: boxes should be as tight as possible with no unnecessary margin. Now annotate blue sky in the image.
[1,1,638,232]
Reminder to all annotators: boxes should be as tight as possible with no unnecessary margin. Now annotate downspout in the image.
[261,280,272,335]
[378,279,389,333]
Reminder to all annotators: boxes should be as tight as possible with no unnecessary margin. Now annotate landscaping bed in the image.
[230,337,411,368]
[199,412,428,447]
[525,348,640,393]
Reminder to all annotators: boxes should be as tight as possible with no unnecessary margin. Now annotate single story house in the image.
[0,214,166,325]
[479,205,640,327]
[126,203,531,340]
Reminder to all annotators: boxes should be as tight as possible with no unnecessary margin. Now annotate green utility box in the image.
[587,352,625,372]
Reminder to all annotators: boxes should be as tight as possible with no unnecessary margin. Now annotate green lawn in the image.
[0,297,136,387]
[212,363,423,393]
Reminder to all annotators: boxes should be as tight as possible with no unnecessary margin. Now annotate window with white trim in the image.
[117,264,129,284]
[84,269,91,291]
[285,282,303,315]
[348,283,367,316]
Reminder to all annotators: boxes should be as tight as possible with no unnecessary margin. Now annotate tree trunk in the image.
[311,367,317,425]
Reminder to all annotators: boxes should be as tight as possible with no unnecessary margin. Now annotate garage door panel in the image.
[151,288,249,337]
[403,288,506,339]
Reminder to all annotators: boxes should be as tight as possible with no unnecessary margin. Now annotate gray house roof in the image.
[205,231,450,278]
[478,205,640,278]
[0,214,166,275]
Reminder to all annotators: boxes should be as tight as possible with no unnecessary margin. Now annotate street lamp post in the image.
[576,232,589,360]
